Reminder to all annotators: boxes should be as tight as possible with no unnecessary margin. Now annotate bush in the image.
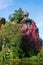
[0,22,22,59]
[0,18,6,24]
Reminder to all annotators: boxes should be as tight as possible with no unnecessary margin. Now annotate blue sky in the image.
[0,0,43,39]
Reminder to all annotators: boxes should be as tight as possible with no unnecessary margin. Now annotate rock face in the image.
[20,19,41,53]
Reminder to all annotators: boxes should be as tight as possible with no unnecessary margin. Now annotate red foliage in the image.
[31,21,40,52]
[21,20,41,53]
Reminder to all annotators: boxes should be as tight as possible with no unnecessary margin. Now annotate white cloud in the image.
[0,0,13,9]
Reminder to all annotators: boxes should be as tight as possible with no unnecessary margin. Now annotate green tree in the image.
[1,22,22,58]
[9,8,24,23]
[0,18,6,24]
[39,38,43,46]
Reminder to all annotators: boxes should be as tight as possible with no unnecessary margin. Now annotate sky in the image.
[0,0,43,39]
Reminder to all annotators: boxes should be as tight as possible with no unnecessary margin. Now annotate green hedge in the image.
[0,58,43,65]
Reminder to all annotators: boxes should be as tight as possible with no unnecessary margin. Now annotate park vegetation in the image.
[0,8,43,65]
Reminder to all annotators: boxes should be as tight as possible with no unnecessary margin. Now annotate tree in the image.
[1,22,22,58]
[40,38,43,46]
[9,8,24,23]
[19,20,41,56]
[0,18,6,25]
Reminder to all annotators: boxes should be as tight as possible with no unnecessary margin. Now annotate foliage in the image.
[0,18,6,24]
[0,52,43,65]
[9,8,24,22]
[14,20,19,23]
[0,8,42,65]
[20,20,41,56]
[0,22,22,58]
[0,20,41,59]
[40,38,43,46]
[0,36,2,50]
